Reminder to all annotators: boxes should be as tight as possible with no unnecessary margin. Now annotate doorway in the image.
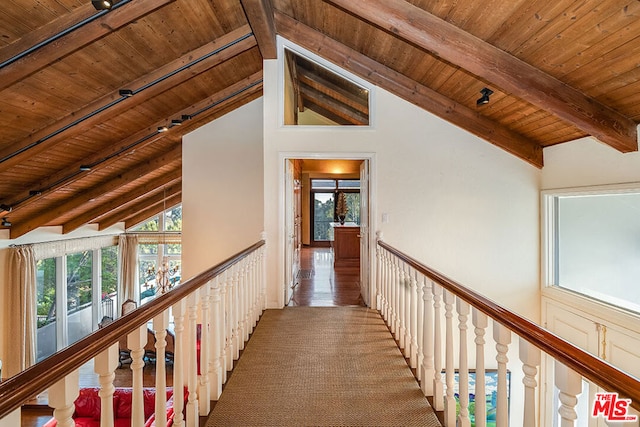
[283,157,372,307]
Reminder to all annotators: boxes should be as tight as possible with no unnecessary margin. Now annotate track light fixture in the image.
[29,190,42,196]
[92,0,114,10]
[157,126,169,133]
[119,89,134,97]
[171,118,183,126]
[79,165,92,171]
[477,87,493,106]
[2,218,11,227]
[0,204,12,212]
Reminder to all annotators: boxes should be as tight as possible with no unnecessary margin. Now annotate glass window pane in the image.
[66,251,93,345]
[169,259,181,286]
[139,243,158,255]
[556,193,640,313]
[338,179,360,190]
[36,258,57,361]
[314,193,335,241]
[165,243,181,256]
[164,206,182,231]
[130,217,159,231]
[101,246,117,320]
[344,193,361,224]
[311,179,336,190]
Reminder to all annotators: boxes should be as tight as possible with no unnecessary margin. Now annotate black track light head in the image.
[477,87,494,106]
[119,89,134,97]
[92,0,113,11]
[2,217,11,227]
[0,204,12,212]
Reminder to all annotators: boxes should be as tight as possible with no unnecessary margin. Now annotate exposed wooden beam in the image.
[98,181,182,231]
[240,0,278,59]
[124,193,183,230]
[0,26,256,173]
[297,68,369,115]
[0,0,175,91]
[299,84,367,125]
[62,172,181,234]
[276,13,543,167]
[323,0,638,153]
[1,68,261,214]
[9,145,182,239]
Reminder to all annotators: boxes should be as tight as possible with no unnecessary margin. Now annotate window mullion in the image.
[56,256,67,349]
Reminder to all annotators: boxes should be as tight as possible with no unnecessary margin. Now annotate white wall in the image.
[263,58,541,319]
[181,98,265,280]
[542,136,640,189]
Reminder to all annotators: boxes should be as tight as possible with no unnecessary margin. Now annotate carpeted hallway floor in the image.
[206,306,441,426]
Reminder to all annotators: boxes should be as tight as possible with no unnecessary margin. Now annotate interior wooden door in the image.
[359,160,370,306]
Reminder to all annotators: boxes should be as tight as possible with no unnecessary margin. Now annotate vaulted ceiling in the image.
[1,0,639,239]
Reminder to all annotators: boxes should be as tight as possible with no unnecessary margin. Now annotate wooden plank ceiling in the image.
[1,0,639,238]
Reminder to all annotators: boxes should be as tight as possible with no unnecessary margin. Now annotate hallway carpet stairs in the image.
[206,306,441,426]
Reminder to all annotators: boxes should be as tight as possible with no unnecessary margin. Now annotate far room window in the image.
[130,204,182,304]
[311,179,360,244]
[543,186,640,313]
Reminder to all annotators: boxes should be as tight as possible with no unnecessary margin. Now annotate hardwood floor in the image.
[21,246,363,426]
[289,247,365,307]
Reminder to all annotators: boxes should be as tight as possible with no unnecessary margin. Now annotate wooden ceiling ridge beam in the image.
[9,145,182,239]
[0,25,256,173]
[322,0,638,153]
[299,85,367,124]
[240,0,278,59]
[275,13,543,167]
[123,193,183,231]
[62,172,182,234]
[297,68,369,114]
[0,70,260,215]
[0,0,175,92]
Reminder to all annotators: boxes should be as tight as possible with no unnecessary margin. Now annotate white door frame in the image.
[277,151,377,308]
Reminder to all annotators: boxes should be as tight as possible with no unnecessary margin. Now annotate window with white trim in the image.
[543,185,640,314]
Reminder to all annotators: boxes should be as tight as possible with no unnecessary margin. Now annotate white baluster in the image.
[382,249,390,323]
[94,343,118,427]
[415,272,424,382]
[210,277,223,400]
[493,322,512,427]
[409,267,418,368]
[398,262,407,350]
[393,257,401,338]
[186,292,200,426]
[375,237,382,310]
[128,324,148,427]
[443,289,456,426]
[260,239,267,311]
[48,370,79,427]
[472,309,488,427]
[154,310,169,427]
[224,269,234,374]
[432,283,444,411]
[421,279,434,397]
[555,362,582,427]
[232,266,241,361]
[239,262,248,344]
[519,338,541,427]
[456,299,471,427]
[172,300,186,427]
[199,281,211,416]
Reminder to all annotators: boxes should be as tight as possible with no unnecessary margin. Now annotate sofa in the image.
[41,387,177,427]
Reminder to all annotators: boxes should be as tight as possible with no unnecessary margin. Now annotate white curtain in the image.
[7,246,37,376]
[118,234,139,311]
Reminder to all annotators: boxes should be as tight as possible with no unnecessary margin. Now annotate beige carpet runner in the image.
[206,306,441,426]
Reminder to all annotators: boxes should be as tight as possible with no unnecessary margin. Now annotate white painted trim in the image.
[276,35,377,131]
[277,151,377,308]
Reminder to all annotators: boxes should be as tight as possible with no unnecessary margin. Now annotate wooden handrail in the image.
[378,239,640,411]
[0,239,265,420]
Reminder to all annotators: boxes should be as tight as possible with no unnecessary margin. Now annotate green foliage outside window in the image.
[36,258,56,328]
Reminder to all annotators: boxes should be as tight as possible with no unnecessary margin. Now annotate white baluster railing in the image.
[0,239,266,427]
[376,239,640,426]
